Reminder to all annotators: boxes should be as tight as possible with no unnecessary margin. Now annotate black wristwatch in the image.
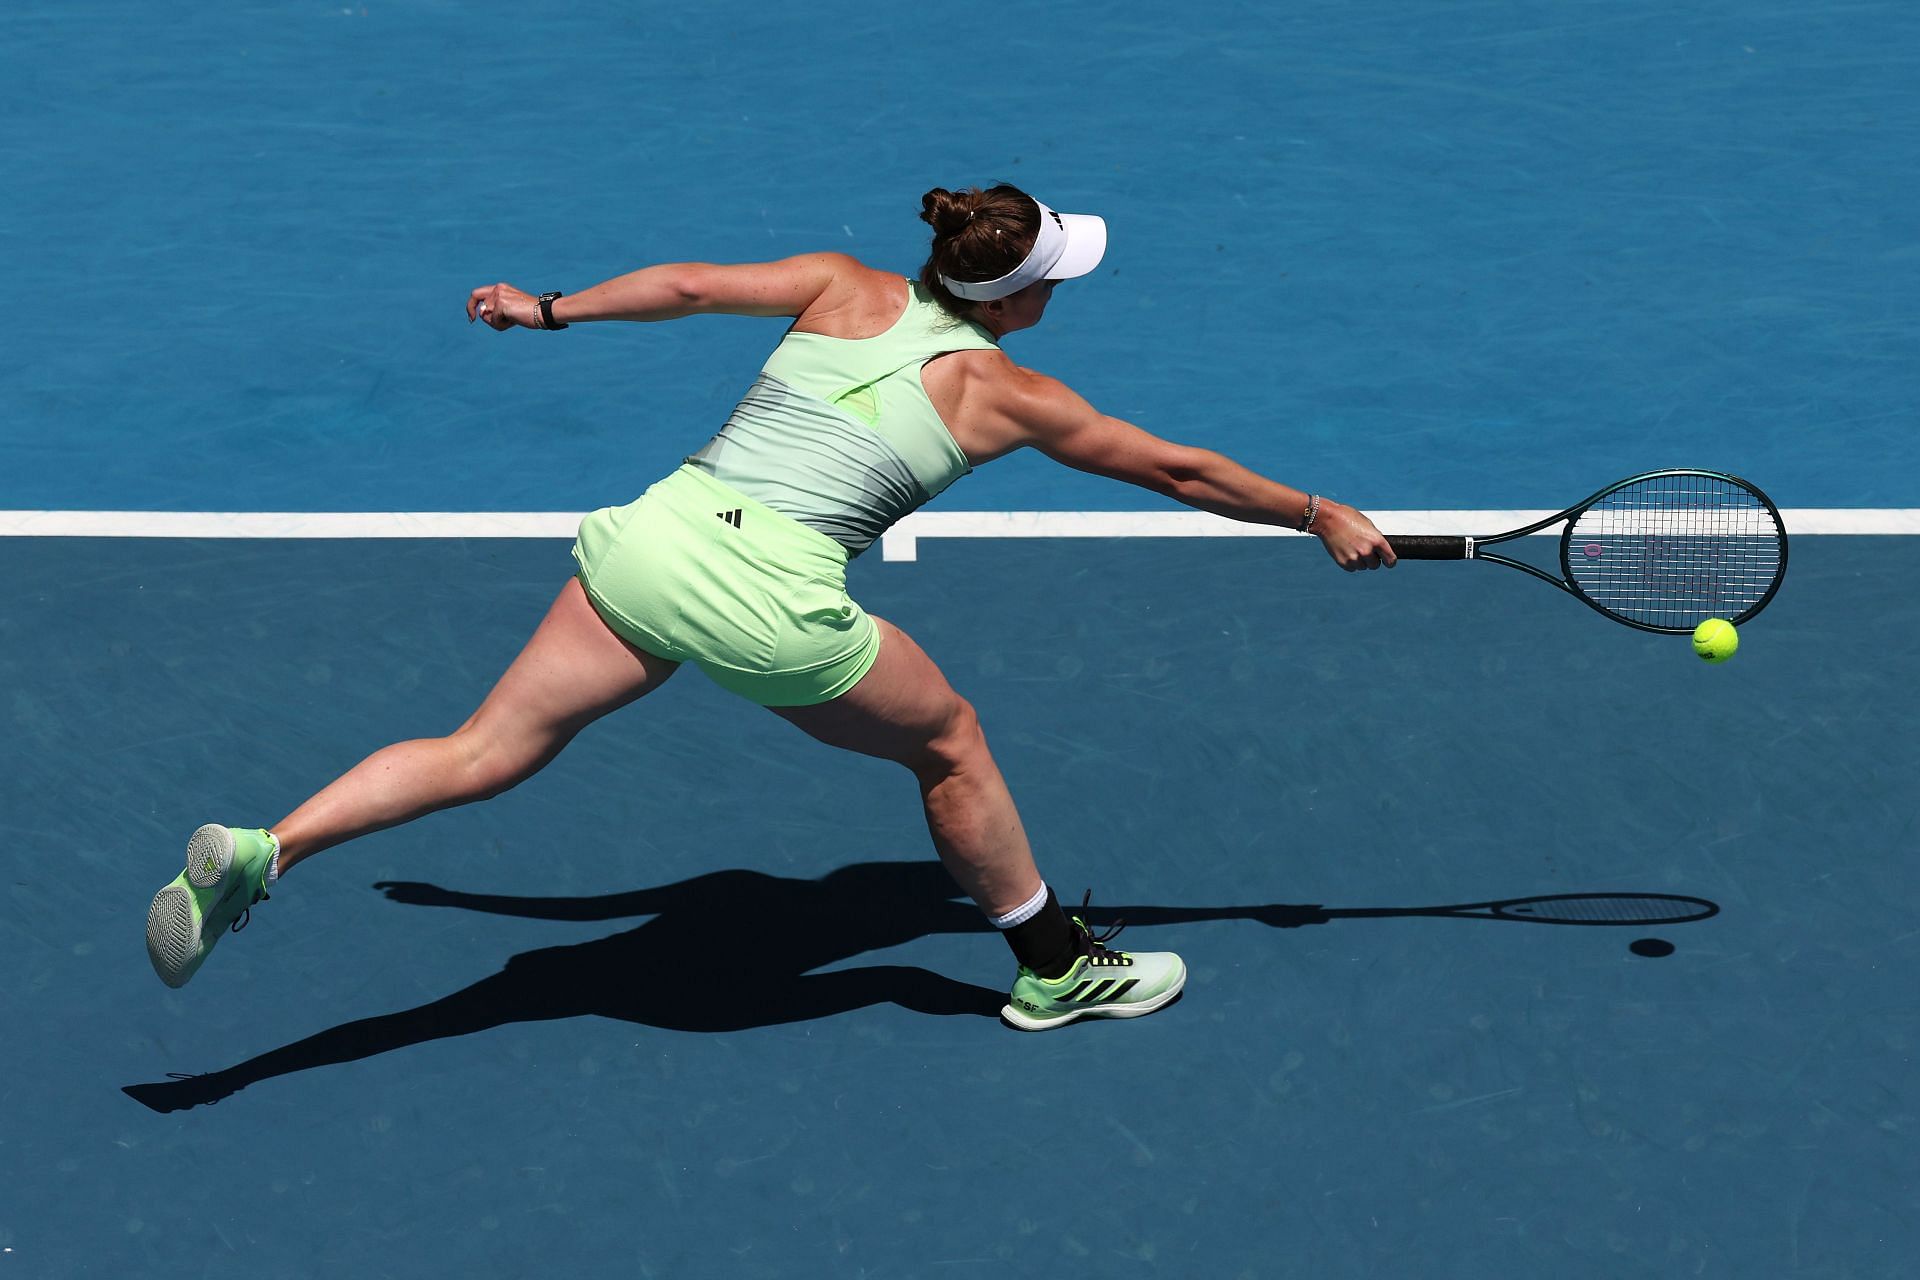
[537,292,568,330]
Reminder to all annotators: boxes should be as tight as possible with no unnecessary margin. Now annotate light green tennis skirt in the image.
[572,465,881,707]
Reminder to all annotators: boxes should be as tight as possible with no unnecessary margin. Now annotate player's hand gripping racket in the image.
[1385,469,1788,633]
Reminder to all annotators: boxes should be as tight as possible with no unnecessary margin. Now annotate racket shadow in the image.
[1098,893,1721,930]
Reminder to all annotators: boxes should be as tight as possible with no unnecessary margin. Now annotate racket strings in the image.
[1566,473,1784,629]
[1492,895,1713,924]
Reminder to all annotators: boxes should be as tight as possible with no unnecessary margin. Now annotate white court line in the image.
[0,511,585,539]
[879,508,1920,561]
[0,509,1913,555]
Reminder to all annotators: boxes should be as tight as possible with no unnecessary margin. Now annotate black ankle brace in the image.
[1000,887,1079,979]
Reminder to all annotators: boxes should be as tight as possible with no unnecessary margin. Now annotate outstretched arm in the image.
[467,252,859,329]
[992,370,1397,571]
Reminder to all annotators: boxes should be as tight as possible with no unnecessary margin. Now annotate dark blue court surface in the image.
[3,537,1915,1277]
[4,1,1917,1277]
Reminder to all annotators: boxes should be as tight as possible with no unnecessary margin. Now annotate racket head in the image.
[1556,470,1788,634]
[1486,893,1719,925]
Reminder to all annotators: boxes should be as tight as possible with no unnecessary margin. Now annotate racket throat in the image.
[1461,535,1478,560]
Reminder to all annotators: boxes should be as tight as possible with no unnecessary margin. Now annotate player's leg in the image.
[273,577,678,870]
[770,618,1184,1030]
[771,617,1039,917]
[146,578,677,988]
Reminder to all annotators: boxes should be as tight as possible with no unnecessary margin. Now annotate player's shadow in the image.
[124,859,1008,1113]
[121,864,1717,1113]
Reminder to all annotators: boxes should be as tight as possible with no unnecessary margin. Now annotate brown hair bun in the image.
[919,187,982,239]
[918,183,1040,313]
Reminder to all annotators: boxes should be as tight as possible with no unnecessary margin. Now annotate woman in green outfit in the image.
[145,183,1397,1030]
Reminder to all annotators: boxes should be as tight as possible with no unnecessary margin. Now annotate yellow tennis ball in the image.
[1692,618,1738,664]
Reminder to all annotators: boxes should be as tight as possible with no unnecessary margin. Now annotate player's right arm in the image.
[983,368,1395,571]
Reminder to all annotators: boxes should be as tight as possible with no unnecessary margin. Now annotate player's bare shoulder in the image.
[922,347,1037,461]
[1000,363,1089,424]
[978,363,1100,453]
[790,255,908,336]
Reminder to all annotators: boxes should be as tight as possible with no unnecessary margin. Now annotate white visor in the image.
[939,199,1107,302]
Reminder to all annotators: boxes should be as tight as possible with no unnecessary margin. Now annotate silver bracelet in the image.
[1300,493,1321,533]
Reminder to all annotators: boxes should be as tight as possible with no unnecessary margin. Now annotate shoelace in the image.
[230,888,270,934]
[1072,890,1127,956]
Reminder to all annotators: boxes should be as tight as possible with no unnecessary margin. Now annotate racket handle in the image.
[1384,535,1469,560]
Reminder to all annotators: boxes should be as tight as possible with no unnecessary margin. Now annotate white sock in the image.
[988,881,1049,930]
[264,830,282,884]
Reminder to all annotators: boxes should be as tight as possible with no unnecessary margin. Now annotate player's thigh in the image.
[770,617,972,767]
[464,578,679,743]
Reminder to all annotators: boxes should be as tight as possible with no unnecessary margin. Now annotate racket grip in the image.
[1383,535,1469,560]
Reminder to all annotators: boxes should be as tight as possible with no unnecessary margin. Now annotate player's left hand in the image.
[467,283,543,330]
[1314,501,1397,571]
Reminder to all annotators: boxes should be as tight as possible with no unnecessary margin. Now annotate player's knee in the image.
[920,694,989,779]
[448,723,549,802]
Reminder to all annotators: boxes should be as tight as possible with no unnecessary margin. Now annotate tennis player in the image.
[145,184,1396,1030]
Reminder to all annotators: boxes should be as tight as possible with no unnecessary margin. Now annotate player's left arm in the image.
[467,253,859,329]
[1004,370,1396,570]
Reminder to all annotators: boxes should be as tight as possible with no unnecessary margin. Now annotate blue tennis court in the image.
[4,3,1916,1277]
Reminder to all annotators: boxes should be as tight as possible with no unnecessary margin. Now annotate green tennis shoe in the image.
[145,825,275,988]
[1001,911,1186,1032]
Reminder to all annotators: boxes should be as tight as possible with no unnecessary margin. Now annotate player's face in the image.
[987,279,1057,334]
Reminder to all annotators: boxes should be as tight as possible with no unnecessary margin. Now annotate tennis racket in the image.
[1385,469,1788,634]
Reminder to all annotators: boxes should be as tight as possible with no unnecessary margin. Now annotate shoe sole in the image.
[145,885,199,988]
[186,823,233,889]
[145,825,236,989]
[1000,962,1188,1032]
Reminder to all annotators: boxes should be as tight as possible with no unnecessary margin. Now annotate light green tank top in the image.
[685,279,999,557]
